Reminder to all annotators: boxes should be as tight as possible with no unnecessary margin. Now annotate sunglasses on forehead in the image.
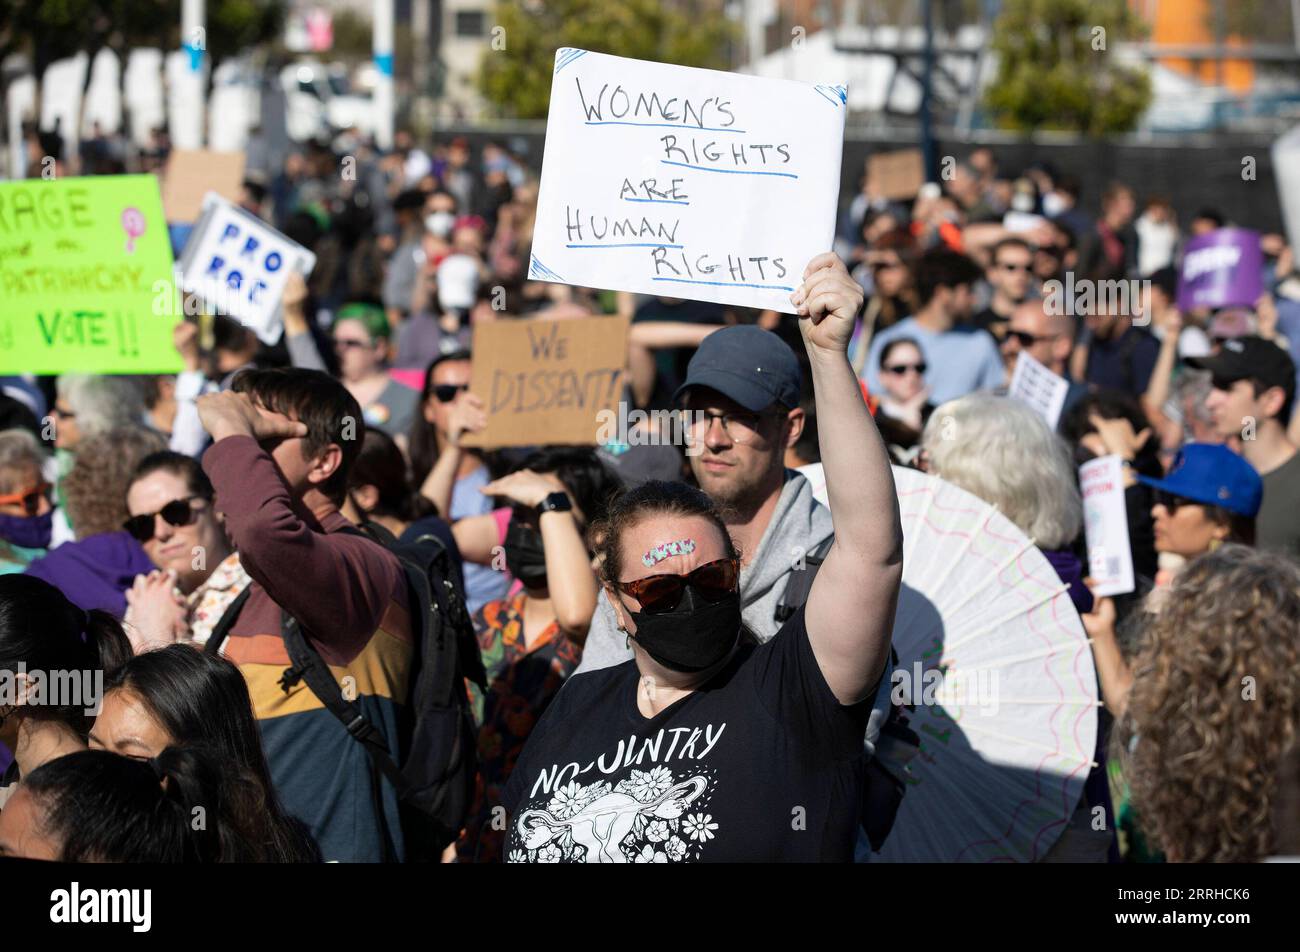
[615,558,739,614]
[123,497,206,543]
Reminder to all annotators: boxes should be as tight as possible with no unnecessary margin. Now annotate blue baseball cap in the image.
[1136,443,1262,518]
[673,325,801,412]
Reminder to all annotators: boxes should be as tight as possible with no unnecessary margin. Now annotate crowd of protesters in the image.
[0,127,1298,865]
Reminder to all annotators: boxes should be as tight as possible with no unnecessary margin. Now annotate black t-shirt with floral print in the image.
[500,606,872,862]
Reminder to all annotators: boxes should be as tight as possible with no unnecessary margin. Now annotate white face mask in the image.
[425,211,455,238]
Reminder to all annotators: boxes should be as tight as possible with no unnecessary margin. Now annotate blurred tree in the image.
[984,0,1152,136]
[478,0,737,119]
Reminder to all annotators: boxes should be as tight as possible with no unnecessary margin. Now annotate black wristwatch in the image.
[537,491,573,515]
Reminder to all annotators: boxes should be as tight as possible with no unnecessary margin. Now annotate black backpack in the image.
[207,520,487,861]
[775,535,921,853]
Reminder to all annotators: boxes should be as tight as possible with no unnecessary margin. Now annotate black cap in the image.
[1186,335,1296,391]
[673,325,801,412]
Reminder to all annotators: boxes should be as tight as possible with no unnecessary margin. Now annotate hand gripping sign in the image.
[178,193,317,343]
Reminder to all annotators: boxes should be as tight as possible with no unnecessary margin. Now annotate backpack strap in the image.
[277,608,413,801]
[204,585,252,656]
[774,535,835,624]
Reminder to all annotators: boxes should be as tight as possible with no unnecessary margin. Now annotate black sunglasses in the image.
[1007,330,1058,347]
[616,558,739,614]
[123,497,206,542]
[883,362,927,375]
[432,383,470,403]
[1154,489,1199,514]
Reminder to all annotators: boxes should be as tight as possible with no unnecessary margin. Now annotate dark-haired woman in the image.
[457,446,624,862]
[89,645,318,861]
[501,255,902,862]
[0,575,133,809]
[0,746,283,862]
[871,336,934,464]
[121,451,250,650]
[342,428,464,591]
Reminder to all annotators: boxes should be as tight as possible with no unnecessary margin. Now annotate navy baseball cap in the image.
[1136,443,1262,518]
[673,325,801,412]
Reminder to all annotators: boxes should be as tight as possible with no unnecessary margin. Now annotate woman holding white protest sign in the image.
[500,254,902,863]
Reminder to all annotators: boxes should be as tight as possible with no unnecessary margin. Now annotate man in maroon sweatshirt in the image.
[198,368,413,862]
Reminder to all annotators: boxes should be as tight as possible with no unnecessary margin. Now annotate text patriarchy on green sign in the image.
[0,175,180,374]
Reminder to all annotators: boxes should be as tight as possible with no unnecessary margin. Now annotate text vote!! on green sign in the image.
[0,175,181,375]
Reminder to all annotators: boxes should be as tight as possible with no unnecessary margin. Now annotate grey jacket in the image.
[574,469,835,674]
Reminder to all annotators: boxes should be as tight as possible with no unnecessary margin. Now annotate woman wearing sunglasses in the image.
[872,337,933,464]
[0,429,53,574]
[1138,443,1260,568]
[1083,443,1262,729]
[121,452,248,650]
[500,254,902,863]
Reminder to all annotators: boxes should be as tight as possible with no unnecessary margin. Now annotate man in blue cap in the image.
[576,323,834,672]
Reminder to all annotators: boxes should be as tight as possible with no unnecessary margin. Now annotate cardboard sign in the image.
[529,49,846,315]
[1176,227,1264,312]
[460,315,630,449]
[0,175,180,375]
[1008,351,1069,431]
[161,150,246,223]
[868,149,925,201]
[177,193,316,344]
[1080,455,1136,597]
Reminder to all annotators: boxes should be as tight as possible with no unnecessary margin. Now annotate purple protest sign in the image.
[1176,227,1264,311]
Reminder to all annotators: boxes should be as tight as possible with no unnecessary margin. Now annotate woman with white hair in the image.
[51,375,147,451]
[919,393,1114,862]
[48,375,148,548]
[920,393,1090,611]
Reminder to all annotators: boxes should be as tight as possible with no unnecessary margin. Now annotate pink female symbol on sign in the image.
[121,207,145,253]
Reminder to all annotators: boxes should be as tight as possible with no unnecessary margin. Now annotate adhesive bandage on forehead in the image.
[642,538,696,568]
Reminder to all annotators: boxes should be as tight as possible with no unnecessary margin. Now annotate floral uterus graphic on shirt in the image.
[512,766,718,863]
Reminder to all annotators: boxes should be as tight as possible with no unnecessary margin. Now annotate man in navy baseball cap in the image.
[673,324,807,513]
[1191,335,1300,557]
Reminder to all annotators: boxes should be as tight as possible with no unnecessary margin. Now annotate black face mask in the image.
[629,585,742,673]
[504,521,548,588]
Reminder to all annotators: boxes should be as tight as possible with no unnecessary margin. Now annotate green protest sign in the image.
[0,175,181,375]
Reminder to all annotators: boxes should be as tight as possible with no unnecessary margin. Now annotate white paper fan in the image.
[870,466,1099,862]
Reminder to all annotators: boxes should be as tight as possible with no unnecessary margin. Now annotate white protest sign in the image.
[178,193,317,343]
[529,49,846,314]
[1079,455,1135,598]
[1008,351,1069,430]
